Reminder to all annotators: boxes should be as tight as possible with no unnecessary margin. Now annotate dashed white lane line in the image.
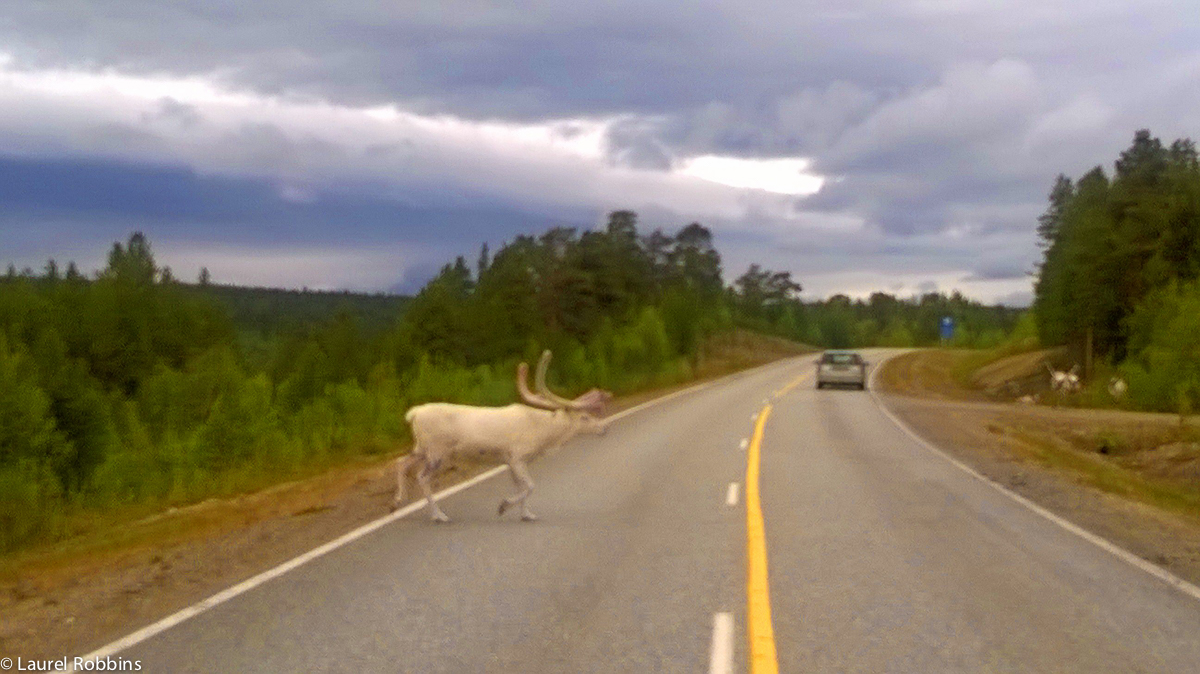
[709,612,734,674]
[739,438,749,450]
[726,483,740,506]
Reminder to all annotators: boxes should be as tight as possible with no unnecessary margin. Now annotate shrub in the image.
[1122,282,1200,411]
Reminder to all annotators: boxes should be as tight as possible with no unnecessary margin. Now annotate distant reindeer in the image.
[1108,376,1128,400]
[1045,363,1081,394]
[394,351,612,522]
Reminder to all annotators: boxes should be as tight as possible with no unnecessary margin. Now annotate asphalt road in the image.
[111,352,1200,673]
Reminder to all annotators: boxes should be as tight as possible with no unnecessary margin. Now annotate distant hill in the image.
[185,283,410,334]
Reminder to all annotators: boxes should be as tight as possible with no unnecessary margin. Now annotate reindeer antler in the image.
[535,350,612,415]
[535,350,575,407]
[516,362,560,411]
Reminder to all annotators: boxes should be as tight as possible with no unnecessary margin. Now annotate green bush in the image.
[1121,282,1200,411]
[0,467,60,552]
[197,373,278,472]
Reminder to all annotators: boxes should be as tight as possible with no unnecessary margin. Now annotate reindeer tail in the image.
[405,405,422,424]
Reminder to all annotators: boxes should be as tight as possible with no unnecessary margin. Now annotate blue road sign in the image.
[940,316,955,340]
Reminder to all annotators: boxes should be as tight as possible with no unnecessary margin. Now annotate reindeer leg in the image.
[498,462,522,517]
[391,452,421,512]
[498,459,537,521]
[416,458,450,523]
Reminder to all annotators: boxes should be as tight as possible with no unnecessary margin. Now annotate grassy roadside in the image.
[1009,429,1200,521]
[0,452,394,585]
[873,348,989,400]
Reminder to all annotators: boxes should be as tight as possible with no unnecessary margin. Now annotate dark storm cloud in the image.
[0,153,581,244]
[0,0,1197,298]
[963,262,1033,282]
[0,153,578,288]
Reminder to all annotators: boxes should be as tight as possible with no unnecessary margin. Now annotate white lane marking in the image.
[739,438,749,450]
[709,612,734,674]
[867,351,1200,605]
[60,356,813,671]
[726,482,740,506]
[58,463,508,671]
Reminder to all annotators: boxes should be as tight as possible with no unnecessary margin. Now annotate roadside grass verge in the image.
[0,452,395,586]
[1008,427,1200,521]
[877,346,1067,402]
[873,349,989,400]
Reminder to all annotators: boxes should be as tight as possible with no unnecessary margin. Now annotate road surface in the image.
[102,352,1200,672]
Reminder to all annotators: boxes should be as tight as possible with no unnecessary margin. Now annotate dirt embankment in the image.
[874,349,988,400]
[876,349,1200,586]
[0,337,812,663]
[875,347,1070,401]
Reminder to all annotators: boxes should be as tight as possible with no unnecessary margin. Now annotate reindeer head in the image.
[516,350,614,434]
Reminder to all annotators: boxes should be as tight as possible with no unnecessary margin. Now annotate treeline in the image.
[730,270,1021,349]
[1034,129,1200,410]
[194,284,409,337]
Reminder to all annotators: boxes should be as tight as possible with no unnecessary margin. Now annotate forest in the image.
[1033,129,1200,411]
[1,213,1017,551]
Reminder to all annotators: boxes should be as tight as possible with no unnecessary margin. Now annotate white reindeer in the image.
[393,351,612,523]
[1045,363,1081,394]
[1108,376,1128,400]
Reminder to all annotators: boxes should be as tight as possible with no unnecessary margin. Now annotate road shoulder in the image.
[873,352,1200,589]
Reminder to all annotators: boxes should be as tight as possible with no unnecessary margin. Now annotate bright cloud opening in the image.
[677,155,824,195]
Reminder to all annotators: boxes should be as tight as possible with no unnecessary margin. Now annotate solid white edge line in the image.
[60,355,811,671]
[709,612,734,674]
[867,350,1200,605]
[726,482,740,507]
[59,463,509,672]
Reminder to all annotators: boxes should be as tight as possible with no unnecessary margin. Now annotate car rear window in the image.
[821,353,860,365]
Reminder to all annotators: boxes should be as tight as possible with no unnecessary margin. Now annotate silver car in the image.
[816,350,867,390]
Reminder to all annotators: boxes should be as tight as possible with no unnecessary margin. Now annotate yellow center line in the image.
[746,404,778,674]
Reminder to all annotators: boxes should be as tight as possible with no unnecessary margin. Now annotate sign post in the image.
[940,316,955,345]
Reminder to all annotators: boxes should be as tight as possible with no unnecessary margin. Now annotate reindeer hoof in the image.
[390,501,400,513]
[431,512,451,523]
[498,500,511,516]
[521,512,539,522]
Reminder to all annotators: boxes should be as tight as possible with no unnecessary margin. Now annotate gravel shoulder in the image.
[875,350,1200,586]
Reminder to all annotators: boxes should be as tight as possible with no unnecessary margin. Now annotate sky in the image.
[0,2,1197,304]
